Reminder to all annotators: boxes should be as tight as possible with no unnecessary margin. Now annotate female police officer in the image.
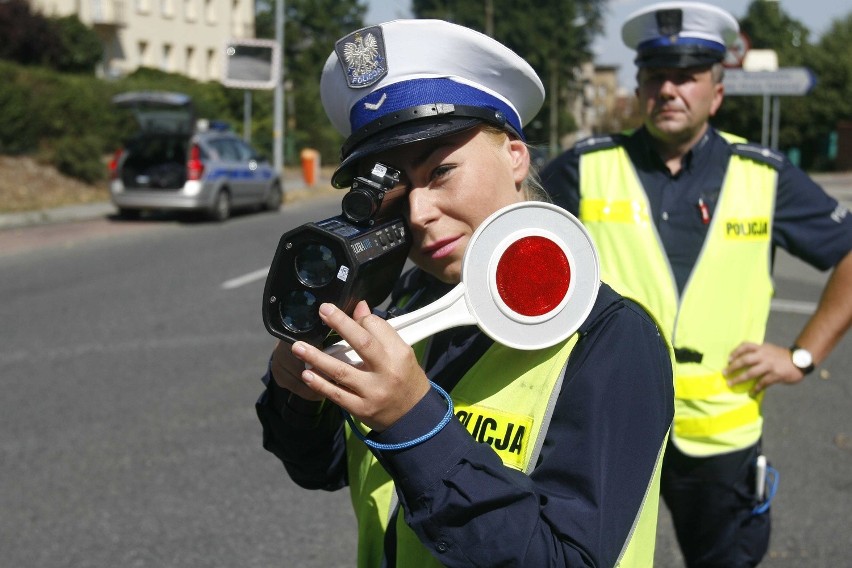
[256,19,674,567]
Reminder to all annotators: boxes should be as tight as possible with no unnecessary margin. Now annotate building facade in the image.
[565,62,636,144]
[30,0,255,81]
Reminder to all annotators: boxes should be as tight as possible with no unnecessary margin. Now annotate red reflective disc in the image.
[495,236,570,316]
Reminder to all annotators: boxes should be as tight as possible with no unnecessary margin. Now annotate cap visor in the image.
[636,46,724,68]
[331,116,483,188]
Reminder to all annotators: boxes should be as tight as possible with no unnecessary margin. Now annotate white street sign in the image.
[724,67,817,96]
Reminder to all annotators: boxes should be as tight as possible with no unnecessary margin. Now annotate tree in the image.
[254,0,366,163]
[801,13,852,169]
[0,0,102,74]
[52,15,103,74]
[411,0,606,150]
[0,0,63,67]
[714,0,813,153]
[718,2,852,170]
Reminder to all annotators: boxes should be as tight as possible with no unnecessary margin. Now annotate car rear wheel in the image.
[117,208,141,220]
[208,190,231,222]
[263,183,282,211]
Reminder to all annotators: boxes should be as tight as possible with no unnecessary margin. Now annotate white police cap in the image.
[622,2,739,68]
[320,19,545,188]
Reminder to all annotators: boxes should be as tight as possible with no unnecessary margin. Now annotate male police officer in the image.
[541,2,852,566]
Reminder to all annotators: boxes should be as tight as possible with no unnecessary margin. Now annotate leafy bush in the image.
[51,135,105,183]
[0,62,52,153]
[0,60,248,183]
[53,15,103,73]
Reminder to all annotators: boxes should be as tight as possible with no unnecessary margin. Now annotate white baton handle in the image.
[322,283,475,365]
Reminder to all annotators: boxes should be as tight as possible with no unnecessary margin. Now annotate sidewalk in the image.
[0,168,337,230]
[0,201,118,230]
[2,170,851,231]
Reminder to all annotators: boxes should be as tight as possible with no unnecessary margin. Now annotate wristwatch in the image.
[790,344,815,375]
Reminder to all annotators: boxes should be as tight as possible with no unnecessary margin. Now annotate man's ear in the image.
[710,82,724,117]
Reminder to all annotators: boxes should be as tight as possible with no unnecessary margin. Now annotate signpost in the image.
[222,38,282,160]
[724,67,818,149]
[723,67,817,96]
[723,31,751,68]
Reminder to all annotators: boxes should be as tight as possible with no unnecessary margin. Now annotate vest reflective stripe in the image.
[580,133,776,456]
[675,372,755,400]
[580,198,651,224]
[674,395,763,438]
[616,429,668,567]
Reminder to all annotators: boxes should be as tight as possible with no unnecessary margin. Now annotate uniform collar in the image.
[634,126,716,175]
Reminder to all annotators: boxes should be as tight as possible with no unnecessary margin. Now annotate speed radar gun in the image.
[262,171,601,357]
[262,163,411,347]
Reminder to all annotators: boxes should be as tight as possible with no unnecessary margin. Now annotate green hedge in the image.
[0,60,244,183]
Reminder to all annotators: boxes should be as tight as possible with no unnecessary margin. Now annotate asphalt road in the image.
[0,189,849,567]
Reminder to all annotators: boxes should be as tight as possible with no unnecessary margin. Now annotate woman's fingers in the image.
[290,302,431,431]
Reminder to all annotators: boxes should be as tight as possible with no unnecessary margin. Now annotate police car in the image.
[108,91,282,221]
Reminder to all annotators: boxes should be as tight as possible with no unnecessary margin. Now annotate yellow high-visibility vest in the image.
[579,132,777,456]
[346,334,664,566]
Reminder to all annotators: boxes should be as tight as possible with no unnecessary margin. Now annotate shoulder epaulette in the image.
[574,134,624,155]
[729,142,785,170]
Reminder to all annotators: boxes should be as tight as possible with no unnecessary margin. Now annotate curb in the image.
[2,172,850,231]
[0,176,338,230]
[0,202,118,230]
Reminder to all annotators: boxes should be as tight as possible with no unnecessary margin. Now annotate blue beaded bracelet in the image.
[343,381,454,451]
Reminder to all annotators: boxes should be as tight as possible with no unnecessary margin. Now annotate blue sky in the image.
[364,0,850,88]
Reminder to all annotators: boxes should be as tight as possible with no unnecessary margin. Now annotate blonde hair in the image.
[480,124,551,203]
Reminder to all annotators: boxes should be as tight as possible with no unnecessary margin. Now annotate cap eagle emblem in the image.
[340,31,387,88]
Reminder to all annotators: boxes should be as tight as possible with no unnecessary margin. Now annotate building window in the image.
[184,0,196,21]
[161,43,172,72]
[185,46,197,78]
[138,40,149,67]
[135,0,150,14]
[161,0,174,18]
[204,0,215,23]
[206,48,217,81]
[232,0,239,34]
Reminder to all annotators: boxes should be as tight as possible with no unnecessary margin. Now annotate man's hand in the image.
[724,341,806,395]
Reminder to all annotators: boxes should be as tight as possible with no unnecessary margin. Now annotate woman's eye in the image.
[431,164,453,181]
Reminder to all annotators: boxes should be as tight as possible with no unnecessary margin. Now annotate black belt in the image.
[674,347,704,364]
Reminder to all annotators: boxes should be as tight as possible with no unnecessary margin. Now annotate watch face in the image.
[792,348,813,369]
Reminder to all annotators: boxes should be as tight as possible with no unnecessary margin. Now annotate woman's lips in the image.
[422,236,462,260]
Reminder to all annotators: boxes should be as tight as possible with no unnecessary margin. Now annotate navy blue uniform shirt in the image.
[541,127,852,293]
[257,274,674,567]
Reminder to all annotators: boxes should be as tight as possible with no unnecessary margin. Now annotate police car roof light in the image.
[209,120,232,132]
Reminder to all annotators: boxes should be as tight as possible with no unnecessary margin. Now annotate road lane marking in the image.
[771,298,817,315]
[222,267,268,290]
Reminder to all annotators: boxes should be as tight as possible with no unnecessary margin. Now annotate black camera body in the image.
[341,163,406,226]
[262,163,411,347]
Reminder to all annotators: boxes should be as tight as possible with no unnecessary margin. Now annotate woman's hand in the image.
[290,301,431,432]
[270,339,325,402]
